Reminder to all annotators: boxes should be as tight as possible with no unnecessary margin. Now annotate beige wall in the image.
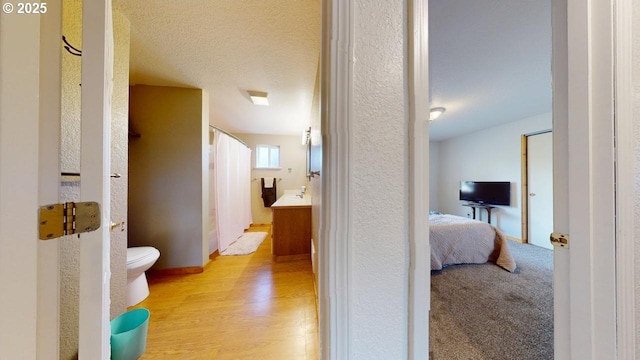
[59,2,130,359]
[129,85,210,269]
[233,133,308,225]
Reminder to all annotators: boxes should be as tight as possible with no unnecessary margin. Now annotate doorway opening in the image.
[427,1,555,358]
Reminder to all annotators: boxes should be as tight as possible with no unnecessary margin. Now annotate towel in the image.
[263,177,274,189]
[261,177,277,207]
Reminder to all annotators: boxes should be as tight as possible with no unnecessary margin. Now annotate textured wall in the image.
[128,85,209,269]
[60,2,130,358]
[350,0,408,358]
[233,133,308,226]
[110,7,131,321]
[437,112,551,238]
[633,2,640,358]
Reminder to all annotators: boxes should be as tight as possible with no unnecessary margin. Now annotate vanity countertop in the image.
[271,194,311,208]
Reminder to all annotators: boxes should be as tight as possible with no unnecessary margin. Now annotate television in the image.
[459,181,511,206]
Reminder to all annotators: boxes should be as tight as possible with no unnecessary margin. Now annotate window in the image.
[255,144,280,169]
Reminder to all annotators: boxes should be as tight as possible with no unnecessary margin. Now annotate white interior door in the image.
[527,132,554,250]
[78,1,114,358]
[1,2,65,358]
[0,10,43,359]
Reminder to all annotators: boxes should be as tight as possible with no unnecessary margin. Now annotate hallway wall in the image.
[129,85,210,269]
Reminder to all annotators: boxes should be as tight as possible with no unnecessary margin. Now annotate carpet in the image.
[220,232,268,256]
[430,241,553,360]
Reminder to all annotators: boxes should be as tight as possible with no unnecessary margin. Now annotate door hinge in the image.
[38,202,101,240]
[550,232,569,248]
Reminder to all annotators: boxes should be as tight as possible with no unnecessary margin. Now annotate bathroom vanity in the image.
[271,194,311,262]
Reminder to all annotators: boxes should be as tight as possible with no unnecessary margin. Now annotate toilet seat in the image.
[127,246,159,267]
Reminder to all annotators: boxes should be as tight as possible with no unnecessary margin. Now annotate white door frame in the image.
[612,0,636,356]
[407,1,430,358]
[318,1,352,358]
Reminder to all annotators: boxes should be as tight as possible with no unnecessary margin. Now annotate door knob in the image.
[529,193,536,196]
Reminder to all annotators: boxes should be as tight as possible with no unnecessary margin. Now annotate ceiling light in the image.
[429,107,446,121]
[248,90,269,106]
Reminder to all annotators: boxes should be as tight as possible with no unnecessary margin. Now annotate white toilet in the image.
[126,246,160,307]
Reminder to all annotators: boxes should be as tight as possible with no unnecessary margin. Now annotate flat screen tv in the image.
[459,181,511,206]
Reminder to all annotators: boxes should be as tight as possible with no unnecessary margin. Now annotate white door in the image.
[78,1,114,358]
[0,10,46,359]
[0,2,114,359]
[527,132,553,250]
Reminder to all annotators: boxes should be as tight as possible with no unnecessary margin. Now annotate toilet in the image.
[126,246,160,307]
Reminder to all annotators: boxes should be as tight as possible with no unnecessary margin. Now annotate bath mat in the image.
[220,232,268,256]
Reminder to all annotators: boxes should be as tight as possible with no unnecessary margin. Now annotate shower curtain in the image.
[211,130,252,252]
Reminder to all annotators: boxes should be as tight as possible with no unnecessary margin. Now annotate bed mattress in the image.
[429,214,516,272]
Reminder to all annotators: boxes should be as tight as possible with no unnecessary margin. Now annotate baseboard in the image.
[149,265,204,276]
[209,249,220,260]
[505,235,525,243]
[274,253,310,262]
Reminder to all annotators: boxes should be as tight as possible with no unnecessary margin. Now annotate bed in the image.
[429,213,516,272]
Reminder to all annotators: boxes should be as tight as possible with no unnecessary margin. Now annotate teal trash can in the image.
[110,308,150,360]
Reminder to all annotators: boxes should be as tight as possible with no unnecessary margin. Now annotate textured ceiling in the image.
[114,0,550,139]
[115,0,321,136]
[428,0,552,141]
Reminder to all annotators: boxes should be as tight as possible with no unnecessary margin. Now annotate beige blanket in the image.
[430,214,516,272]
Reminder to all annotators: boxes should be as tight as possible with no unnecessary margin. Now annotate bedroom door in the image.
[527,132,553,250]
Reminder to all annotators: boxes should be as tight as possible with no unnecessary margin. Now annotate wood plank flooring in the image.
[131,225,319,359]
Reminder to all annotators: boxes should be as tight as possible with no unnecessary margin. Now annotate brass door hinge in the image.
[38,202,101,240]
[550,232,569,248]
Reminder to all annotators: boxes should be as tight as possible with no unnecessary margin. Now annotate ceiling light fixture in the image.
[248,90,269,106]
[429,107,446,121]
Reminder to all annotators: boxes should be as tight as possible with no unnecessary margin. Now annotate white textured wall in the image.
[429,141,440,211]
[350,0,408,358]
[633,2,640,357]
[437,112,551,239]
[128,85,209,269]
[59,3,130,359]
[233,133,308,225]
[110,9,131,320]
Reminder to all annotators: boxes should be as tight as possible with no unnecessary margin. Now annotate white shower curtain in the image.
[212,131,252,252]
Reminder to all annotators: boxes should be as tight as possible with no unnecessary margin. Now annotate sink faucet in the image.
[297,186,306,199]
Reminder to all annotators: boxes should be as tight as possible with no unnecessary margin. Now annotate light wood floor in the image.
[132,225,319,359]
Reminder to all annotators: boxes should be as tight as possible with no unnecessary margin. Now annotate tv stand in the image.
[462,203,496,223]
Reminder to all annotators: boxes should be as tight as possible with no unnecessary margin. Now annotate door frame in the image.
[520,130,553,246]
[612,0,636,356]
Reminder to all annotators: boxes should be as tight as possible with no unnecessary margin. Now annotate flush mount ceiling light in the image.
[248,90,269,106]
[429,107,446,121]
